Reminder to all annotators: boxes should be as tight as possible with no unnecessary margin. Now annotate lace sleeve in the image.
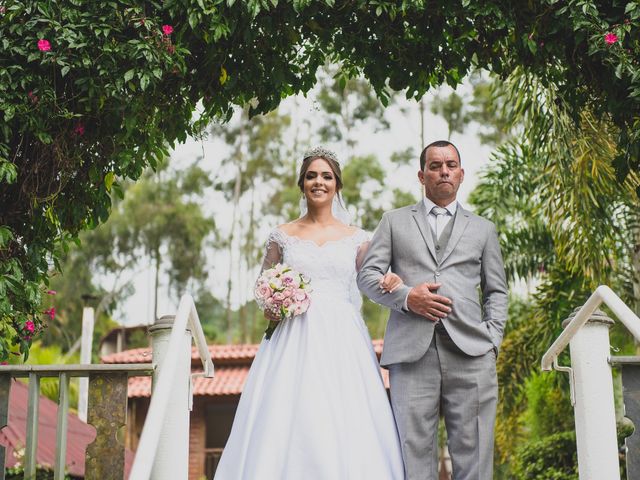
[260,228,286,272]
[354,229,371,272]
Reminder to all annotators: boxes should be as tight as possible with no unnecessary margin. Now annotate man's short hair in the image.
[420,140,462,170]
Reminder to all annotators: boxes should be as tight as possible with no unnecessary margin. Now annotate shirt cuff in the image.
[403,291,410,312]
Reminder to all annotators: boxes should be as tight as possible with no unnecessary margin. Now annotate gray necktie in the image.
[431,206,448,240]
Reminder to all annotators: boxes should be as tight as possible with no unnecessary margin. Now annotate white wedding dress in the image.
[214,227,405,479]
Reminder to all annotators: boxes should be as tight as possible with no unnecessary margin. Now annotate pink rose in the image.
[162,25,173,35]
[44,307,55,320]
[37,39,51,52]
[74,123,85,136]
[283,287,294,298]
[282,298,293,308]
[46,289,56,295]
[273,292,285,302]
[255,283,273,300]
[605,32,618,45]
[294,289,307,301]
[282,271,296,283]
[25,320,35,333]
[0,361,8,365]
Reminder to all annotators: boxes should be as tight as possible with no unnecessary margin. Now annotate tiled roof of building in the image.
[102,343,267,365]
[127,366,250,398]
[104,339,388,398]
[1,379,133,476]
[101,340,385,365]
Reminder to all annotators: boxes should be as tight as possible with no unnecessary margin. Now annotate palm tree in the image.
[468,67,640,466]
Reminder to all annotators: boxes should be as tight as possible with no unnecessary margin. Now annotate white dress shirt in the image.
[422,197,457,236]
[401,198,458,310]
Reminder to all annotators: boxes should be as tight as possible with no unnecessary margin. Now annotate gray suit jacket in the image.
[357,200,508,366]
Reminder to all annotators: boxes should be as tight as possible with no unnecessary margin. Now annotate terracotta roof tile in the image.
[127,366,249,398]
[2,379,134,476]
[102,340,384,365]
[112,339,388,398]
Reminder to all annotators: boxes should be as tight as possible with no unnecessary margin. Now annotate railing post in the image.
[0,374,10,480]
[564,308,620,480]
[148,315,192,479]
[78,306,95,423]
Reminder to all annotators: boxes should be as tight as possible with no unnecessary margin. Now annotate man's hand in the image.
[407,283,452,322]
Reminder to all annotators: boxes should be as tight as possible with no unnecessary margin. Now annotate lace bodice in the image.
[260,227,370,307]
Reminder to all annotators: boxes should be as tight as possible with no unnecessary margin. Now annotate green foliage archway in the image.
[1,0,639,360]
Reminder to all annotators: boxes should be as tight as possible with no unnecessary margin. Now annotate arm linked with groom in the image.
[357,140,508,480]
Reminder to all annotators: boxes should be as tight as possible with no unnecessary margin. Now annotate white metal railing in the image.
[542,285,640,370]
[541,285,640,480]
[0,363,153,480]
[129,293,214,480]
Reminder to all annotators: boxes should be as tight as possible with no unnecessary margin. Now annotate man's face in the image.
[418,145,464,206]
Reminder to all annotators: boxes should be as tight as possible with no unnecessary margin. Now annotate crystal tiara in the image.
[302,146,340,164]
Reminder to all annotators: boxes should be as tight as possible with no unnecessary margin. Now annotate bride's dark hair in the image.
[297,154,343,193]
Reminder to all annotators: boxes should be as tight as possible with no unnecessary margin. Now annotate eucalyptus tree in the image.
[429,91,469,141]
[210,109,293,342]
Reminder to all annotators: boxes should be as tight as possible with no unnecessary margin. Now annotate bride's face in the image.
[303,158,337,207]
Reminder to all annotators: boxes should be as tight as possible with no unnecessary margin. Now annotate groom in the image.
[357,140,508,480]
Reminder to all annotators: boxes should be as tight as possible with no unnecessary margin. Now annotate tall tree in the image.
[211,109,292,342]
[429,90,470,140]
[468,68,640,470]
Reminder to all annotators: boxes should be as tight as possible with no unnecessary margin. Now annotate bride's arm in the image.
[258,231,284,322]
[357,241,404,292]
[355,241,370,272]
[357,214,412,312]
[260,237,283,272]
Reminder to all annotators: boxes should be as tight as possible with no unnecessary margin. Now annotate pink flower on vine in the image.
[38,39,51,52]
[0,362,7,366]
[28,91,39,104]
[46,289,57,295]
[605,32,618,45]
[24,320,35,333]
[44,307,55,320]
[74,123,85,136]
[162,25,173,35]
[0,6,6,14]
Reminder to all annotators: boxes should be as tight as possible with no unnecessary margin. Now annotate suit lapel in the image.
[411,201,437,262]
[440,203,471,264]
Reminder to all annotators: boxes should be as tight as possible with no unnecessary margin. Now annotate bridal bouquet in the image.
[254,263,311,339]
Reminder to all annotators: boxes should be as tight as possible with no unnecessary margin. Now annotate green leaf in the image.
[104,171,115,191]
[60,65,70,77]
[0,227,13,247]
[124,69,135,82]
[0,161,17,183]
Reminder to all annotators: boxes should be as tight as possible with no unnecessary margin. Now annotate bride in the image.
[213,147,405,479]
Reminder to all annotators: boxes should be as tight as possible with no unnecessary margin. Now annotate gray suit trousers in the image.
[388,325,498,480]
